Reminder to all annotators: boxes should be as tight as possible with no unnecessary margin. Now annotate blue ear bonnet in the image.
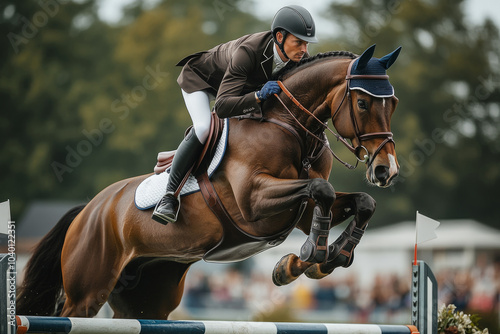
[349,44,402,98]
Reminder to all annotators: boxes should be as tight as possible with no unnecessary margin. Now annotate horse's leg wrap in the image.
[329,220,365,267]
[305,219,366,278]
[299,206,331,263]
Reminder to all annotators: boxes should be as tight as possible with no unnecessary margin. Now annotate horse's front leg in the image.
[305,192,376,280]
[258,176,334,261]
[240,175,335,223]
[237,174,335,262]
[272,192,375,286]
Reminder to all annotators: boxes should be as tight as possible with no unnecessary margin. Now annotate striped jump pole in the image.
[16,316,420,334]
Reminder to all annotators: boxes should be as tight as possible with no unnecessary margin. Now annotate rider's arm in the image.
[214,46,262,118]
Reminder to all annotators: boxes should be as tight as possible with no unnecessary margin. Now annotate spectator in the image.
[313,278,336,310]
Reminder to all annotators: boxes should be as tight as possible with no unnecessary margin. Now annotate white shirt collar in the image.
[272,44,289,75]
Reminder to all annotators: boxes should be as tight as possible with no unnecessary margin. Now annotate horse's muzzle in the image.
[367,154,399,187]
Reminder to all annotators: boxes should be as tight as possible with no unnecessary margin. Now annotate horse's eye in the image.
[357,99,368,110]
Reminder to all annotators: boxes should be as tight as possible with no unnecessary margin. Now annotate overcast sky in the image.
[97,0,500,35]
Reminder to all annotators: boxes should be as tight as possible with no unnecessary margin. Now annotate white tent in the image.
[359,219,500,250]
[249,219,500,287]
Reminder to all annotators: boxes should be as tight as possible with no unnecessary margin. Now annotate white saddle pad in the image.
[135,118,229,210]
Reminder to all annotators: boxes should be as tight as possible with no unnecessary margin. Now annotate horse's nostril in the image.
[374,165,390,182]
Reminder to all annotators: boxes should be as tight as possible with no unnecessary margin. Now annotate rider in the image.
[152,5,318,224]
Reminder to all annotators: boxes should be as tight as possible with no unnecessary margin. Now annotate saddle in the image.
[154,113,224,176]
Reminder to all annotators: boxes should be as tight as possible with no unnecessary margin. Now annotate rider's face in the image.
[277,32,308,62]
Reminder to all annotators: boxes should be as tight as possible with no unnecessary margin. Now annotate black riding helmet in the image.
[271,5,318,60]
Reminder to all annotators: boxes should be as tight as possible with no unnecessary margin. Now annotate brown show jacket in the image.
[177,31,274,118]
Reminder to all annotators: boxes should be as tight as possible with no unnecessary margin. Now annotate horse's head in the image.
[331,45,401,187]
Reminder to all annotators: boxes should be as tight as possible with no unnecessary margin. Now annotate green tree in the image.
[0,0,266,219]
[1,0,109,215]
[322,0,500,227]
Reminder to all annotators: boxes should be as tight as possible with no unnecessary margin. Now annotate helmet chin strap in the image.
[276,31,289,61]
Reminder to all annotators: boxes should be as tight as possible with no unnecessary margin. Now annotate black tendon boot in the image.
[152,129,204,224]
[299,206,331,263]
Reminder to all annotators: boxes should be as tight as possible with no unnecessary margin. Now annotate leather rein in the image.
[274,58,395,170]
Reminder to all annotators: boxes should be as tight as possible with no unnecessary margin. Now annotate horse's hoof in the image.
[272,253,299,286]
[305,252,353,280]
[304,264,331,280]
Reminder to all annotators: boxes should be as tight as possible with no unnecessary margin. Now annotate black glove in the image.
[256,81,281,101]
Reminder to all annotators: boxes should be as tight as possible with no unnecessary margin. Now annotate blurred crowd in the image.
[437,257,500,314]
[181,259,500,324]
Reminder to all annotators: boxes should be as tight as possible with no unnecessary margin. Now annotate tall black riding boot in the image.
[152,129,204,225]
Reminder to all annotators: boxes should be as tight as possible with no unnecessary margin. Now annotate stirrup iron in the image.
[152,192,180,225]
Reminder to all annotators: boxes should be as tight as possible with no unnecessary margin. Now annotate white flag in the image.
[0,200,11,234]
[416,211,440,244]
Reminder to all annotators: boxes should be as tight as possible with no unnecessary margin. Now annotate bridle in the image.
[274,58,395,170]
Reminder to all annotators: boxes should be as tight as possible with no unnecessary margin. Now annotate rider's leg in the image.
[181,89,212,144]
[152,89,212,224]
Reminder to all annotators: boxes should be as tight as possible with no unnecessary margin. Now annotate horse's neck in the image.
[273,59,349,125]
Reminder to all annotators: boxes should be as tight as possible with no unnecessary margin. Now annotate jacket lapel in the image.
[260,39,274,80]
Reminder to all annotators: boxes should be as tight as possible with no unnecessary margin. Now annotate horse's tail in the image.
[16,204,85,316]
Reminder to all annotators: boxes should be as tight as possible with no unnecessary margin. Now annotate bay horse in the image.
[17,44,401,319]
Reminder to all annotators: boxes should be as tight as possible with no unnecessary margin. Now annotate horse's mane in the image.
[272,51,358,80]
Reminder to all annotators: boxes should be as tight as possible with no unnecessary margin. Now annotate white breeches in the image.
[181,89,214,144]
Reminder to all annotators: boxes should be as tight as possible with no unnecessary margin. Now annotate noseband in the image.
[274,58,395,170]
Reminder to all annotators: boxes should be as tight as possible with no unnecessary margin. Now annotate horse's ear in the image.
[354,44,376,70]
[379,46,402,69]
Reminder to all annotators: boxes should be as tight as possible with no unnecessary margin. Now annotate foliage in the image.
[0,0,264,218]
[1,0,499,230]
[323,0,500,227]
[438,304,489,334]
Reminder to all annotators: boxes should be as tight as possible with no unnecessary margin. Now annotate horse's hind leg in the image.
[108,260,191,319]
[59,252,124,317]
[59,211,127,317]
